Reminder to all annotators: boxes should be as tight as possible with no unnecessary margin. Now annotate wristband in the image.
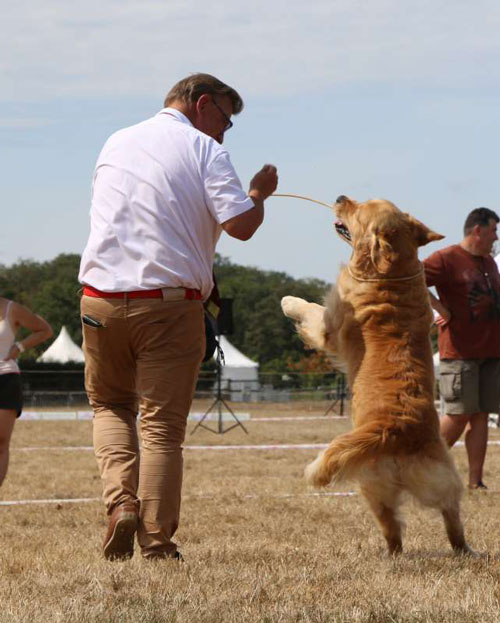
[15,341,25,353]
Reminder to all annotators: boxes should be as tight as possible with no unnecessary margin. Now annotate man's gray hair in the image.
[164,73,243,115]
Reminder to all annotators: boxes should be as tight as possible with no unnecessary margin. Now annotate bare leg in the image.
[440,413,469,447]
[464,413,488,487]
[0,409,17,486]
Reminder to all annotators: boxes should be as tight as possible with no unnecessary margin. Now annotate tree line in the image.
[0,253,331,372]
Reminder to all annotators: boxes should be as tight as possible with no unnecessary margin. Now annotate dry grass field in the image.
[1,400,500,622]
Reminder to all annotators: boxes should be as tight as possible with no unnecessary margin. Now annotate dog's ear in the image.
[369,229,398,273]
[404,213,444,247]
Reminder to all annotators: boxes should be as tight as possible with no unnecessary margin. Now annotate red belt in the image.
[83,285,202,300]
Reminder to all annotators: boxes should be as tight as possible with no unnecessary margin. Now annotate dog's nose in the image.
[336,195,348,204]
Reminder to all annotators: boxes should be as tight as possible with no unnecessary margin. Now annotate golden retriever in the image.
[281,196,472,555]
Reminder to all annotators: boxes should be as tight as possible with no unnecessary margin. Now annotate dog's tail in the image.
[305,421,390,487]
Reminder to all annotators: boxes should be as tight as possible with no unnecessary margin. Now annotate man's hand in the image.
[434,309,451,327]
[4,343,21,361]
[222,164,278,241]
[248,164,278,201]
[428,290,451,326]
[432,302,451,326]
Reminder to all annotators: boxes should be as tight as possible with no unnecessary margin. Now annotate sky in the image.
[2,0,500,283]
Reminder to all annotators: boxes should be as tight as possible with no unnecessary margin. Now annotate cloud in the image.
[2,0,500,102]
[0,116,53,129]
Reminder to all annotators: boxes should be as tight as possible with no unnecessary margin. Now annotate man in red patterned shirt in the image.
[424,207,500,490]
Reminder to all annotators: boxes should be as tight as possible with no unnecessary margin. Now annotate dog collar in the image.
[347,266,424,283]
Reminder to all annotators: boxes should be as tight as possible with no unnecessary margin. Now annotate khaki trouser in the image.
[81,295,204,557]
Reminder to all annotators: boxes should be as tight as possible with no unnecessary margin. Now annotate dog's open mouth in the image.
[335,220,351,242]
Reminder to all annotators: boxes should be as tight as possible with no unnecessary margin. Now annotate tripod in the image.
[191,342,248,435]
[323,373,347,416]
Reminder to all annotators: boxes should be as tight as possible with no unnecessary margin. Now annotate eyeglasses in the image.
[212,100,233,132]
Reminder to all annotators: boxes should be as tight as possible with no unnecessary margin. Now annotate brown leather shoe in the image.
[103,503,139,561]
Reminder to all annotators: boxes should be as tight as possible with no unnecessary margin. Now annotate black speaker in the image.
[217,298,233,335]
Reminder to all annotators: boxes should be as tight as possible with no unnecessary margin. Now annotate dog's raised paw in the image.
[281,296,304,319]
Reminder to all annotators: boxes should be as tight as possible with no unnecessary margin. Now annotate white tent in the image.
[215,335,259,401]
[37,326,85,363]
[433,350,440,375]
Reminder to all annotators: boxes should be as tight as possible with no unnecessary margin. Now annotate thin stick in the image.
[271,193,333,210]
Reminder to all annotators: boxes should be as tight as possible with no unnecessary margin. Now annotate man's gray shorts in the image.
[439,358,500,415]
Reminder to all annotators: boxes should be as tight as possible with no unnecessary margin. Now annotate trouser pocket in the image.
[439,371,462,402]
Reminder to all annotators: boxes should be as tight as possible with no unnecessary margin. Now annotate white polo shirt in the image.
[79,108,255,300]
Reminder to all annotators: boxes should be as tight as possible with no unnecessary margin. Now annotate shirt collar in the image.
[157,107,193,127]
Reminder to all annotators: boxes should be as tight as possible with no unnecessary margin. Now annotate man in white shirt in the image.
[79,73,278,561]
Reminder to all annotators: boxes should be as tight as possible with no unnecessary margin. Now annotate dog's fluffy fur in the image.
[281,196,472,555]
